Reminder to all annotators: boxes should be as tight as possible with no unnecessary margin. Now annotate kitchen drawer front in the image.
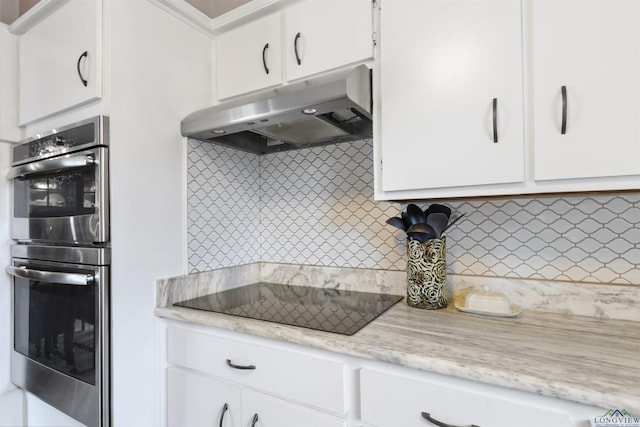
[167,327,346,415]
[360,368,599,427]
[241,389,346,427]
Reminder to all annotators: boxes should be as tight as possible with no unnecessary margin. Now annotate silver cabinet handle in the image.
[250,413,259,427]
[561,85,567,134]
[492,97,498,143]
[225,359,256,370]
[7,154,94,179]
[219,403,228,427]
[421,412,480,427]
[6,265,93,286]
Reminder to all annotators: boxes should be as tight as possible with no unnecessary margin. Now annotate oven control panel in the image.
[12,116,109,166]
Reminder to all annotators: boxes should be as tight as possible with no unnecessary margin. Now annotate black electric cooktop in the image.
[174,282,403,336]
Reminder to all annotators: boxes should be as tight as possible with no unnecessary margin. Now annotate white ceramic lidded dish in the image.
[455,286,521,317]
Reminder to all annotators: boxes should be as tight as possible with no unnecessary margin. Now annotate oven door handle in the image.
[7,154,95,180]
[6,265,94,286]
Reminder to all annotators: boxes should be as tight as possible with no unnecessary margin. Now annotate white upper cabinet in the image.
[18,0,102,125]
[531,0,640,181]
[215,0,373,100]
[284,0,373,82]
[0,24,20,142]
[378,0,524,193]
[215,12,283,100]
[376,0,640,199]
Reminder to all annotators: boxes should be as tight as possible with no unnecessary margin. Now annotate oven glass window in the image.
[14,270,97,386]
[14,167,97,219]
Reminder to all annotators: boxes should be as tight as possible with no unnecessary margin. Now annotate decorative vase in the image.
[406,237,448,309]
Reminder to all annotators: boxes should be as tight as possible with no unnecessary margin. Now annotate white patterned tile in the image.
[187,139,640,285]
[536,264,563,279]
[512,209,535,224]
[546,199,573,215]
[590,268,620,283]
[512,228,536,242]
[187,139,261,271]
[564,247,589,263]
[590,247,619,264]
[574,199,600,215]
[563,228,589,243]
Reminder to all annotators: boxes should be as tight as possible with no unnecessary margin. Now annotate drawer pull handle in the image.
[219,403,228,427]
[77,50,88,87]
[561,85,567,134]
[294,32,302,65]
[251,413,259,427]
[492,97,498,143]
[226,359,256,370]
[421,412,480,427]
[262,43,270,75]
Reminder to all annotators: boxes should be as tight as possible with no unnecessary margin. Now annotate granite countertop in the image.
[155,299,640,413]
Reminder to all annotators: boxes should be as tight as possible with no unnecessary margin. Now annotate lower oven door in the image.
[7,258,109,427]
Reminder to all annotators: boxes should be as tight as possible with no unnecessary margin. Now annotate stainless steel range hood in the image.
[181,65,372,154]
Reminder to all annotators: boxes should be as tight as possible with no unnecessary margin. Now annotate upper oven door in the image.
[9,146,109,245]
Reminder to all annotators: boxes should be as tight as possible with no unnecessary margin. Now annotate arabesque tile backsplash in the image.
[187,139,640,286]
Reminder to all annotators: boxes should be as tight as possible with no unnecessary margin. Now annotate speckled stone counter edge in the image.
[157,262,640,322]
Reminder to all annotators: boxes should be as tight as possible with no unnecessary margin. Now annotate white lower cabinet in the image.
[164,323,602,427]
[167,326,346,414]
[360,368,601,427]
[167,367,241,427]
[166,326,348,426]
[167,367,344,427]
[241,390,346,427]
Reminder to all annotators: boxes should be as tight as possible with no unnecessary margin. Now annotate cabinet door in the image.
[167,367,241,427]
[0,23,19,142]
[360,369,601,427]
[216,13,282,100]
[241,390,346,427]
[379,0,524,192]
[532,1,640,181]
[18,0,102,125]
[284,0,373,82]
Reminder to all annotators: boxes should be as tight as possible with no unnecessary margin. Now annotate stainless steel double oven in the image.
[6,116,110,427]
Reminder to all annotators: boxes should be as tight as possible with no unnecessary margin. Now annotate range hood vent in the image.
[181,65,372,155]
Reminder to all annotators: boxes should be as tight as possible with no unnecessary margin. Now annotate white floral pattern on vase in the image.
[406,238,447,309]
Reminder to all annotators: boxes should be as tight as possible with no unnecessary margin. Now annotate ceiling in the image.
[0,0,251,25]
[185,0,251,19]
[0,0,40,25]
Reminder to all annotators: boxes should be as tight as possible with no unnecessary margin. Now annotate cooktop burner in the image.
[174,282,403,336]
